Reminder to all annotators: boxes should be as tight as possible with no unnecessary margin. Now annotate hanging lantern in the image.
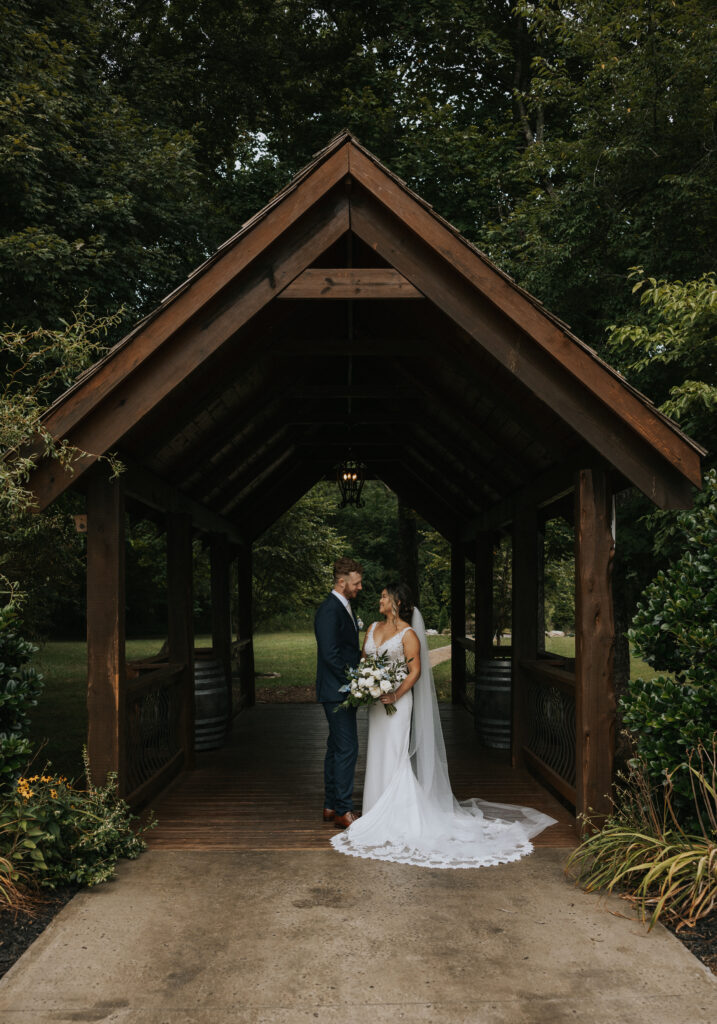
[336,458,366,508]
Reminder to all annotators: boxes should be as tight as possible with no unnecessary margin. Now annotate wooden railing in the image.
[521,658,576,806]
[125,661,186,807]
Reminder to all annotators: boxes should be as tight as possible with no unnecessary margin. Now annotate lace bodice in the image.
[365,623,413,664]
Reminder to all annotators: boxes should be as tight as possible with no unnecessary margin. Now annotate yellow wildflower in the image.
[41,775,52,784]
[50,789,58,799]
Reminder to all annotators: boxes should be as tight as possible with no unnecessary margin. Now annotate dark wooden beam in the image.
[30,188,351,508]
[121,461,245,544]
[461,454,593,538]
[350,149,702,498]
[512,502,539,768]
[210,534,233,712]
[278,267,421,298]
[475,533,494,659]
[378,462,460,542]
[451,542,467,704]
[86,469,126,790]
[350,186,700,508]
[236,542,255,708]
[574,468,616,820]
[240,460,330,541]
[167,511,195,771]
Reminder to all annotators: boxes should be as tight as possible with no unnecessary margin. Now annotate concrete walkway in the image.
[1,849,715,1023]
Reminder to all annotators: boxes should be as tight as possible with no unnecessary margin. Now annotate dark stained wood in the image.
[475,533,494,659]
[511,503,539,769]
[146,704,576,850]
[236,543,255,708]
[210,534,233,710]
[350,146,702,493]
[86,470,126,790]
[350,187,698,508]
[278,267,421,298]
[30,191,351,509]
[122,461,245,544]
[379,463,459,542]
[450,542,466,704]
[38,144,351,445]
[167,512,195,771]
[574,468,616,820]
[462,456,588,539]
[398,500,420,604]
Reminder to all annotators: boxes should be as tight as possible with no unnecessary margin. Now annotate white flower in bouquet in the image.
[380,679,393,693]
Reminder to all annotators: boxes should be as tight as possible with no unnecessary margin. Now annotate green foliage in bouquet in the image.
[622,471,717,813]
[0,605,43,790]
[0,751,154,894]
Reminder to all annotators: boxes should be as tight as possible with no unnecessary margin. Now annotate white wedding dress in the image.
[331,609,557,869]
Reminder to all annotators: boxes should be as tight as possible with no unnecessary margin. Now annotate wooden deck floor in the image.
[147,704,577,850]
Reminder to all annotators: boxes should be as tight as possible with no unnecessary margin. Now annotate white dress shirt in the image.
[331,589,356,626]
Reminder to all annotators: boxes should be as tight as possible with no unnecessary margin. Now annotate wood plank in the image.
[278,267,421,298]
[523,747,577,806]
[86,470,126,790]
[121,461,245,544]
[210,534,233,712]
[146,704,576,850]
[236,543,255,708]
[574,468,616,820]
[349,147,702,491]
[30,192,351,509]
[475,533,494,659]
[511,503,539,769]
[349,189,698,508]
[451,542,467,704]
[167,512,195,771]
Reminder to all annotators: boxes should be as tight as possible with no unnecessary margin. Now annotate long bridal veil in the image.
[333,607,557,869]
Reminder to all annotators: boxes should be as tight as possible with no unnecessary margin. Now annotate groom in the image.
[315,556,363,828]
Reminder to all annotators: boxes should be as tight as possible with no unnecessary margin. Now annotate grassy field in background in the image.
[28,629,652,781]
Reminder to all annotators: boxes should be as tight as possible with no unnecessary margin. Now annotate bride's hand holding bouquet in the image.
[336,652,411,716]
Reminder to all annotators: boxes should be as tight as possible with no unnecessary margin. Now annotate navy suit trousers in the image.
[321,701,358,815]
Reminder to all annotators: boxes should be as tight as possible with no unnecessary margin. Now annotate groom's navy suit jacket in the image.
[314,594,361,703]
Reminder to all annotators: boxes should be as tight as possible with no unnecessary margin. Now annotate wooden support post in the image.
[575,468,616,820]
[210,533,233,715]
[237,543,255,708]
[537,521,546,654]
[450,541,466,705]
[512,504,539,767]
[397,500,420,604]
[475,533,494,660]
[167,512,195,770]
[86,470,126,791]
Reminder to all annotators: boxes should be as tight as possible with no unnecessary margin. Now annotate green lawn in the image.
[28,629,651,782]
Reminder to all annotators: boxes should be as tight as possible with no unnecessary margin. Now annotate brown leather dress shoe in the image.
[323,808,336,822]
[333,811,359,829]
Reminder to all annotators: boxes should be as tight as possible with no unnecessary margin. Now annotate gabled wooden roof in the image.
[28,131,703,541]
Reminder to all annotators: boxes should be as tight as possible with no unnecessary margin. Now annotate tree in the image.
[622,470,717,813]
[0,1,209,330]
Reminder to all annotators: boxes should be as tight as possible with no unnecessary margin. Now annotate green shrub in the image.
[0,605,43,790]
[0,755,154,891]
[622,471,717,812]
[567,740,717,930]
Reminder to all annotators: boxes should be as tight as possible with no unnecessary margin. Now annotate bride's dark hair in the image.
[384,581,414,623]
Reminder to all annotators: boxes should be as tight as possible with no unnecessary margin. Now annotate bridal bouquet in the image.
[336,652,410,716]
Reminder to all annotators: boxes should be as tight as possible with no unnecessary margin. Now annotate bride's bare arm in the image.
[379,628,421,704]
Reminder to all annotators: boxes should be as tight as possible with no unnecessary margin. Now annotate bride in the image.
[331,582,557,868]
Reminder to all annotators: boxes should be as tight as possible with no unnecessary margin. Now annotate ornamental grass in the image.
[566,738,717,931]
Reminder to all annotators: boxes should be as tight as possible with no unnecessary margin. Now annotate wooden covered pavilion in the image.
[27,131,703,820]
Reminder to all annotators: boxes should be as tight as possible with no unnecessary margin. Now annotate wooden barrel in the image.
[194,655,229,751]
[475,658,511,750]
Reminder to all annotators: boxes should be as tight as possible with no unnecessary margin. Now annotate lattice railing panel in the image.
[126,667,183,796]
[525,675,576,788]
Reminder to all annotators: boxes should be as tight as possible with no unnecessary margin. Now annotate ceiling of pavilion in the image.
[28,132,703,544]
[117,233,576,541]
